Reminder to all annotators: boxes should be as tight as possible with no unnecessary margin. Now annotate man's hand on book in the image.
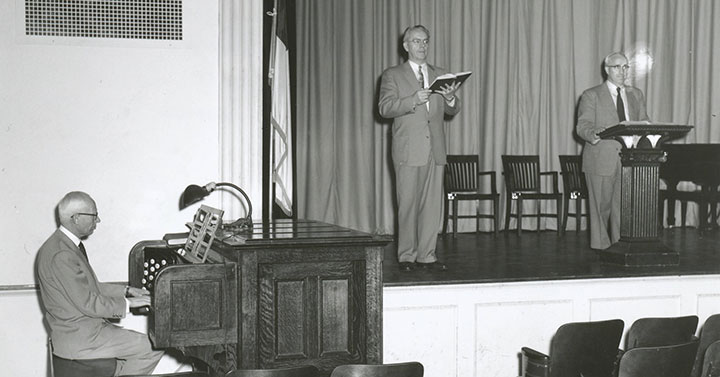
[436,82,460,102]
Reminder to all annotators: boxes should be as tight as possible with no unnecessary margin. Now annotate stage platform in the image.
[379,227,720,377]
[382,227,720,286]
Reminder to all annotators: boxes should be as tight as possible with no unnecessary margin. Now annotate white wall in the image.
[0,0,220,286]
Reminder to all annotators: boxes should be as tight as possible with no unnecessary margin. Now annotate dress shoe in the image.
[398,262,416,272]
[417,261,448,271]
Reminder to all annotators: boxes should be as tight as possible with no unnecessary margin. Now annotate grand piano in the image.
[660,144,720,229]
[128,218,391,376]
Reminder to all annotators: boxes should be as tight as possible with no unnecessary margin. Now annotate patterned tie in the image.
[78,242,89,262]
[417,65,425,88]
[616,87,627,122]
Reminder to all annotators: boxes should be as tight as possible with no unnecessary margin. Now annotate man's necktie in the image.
[417,66,425,88]
[79,242,89,262]
[616,87,627,122]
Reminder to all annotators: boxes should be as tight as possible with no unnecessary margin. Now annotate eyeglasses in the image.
[409,38,429,46]
[74,212,100,221]
[608,64,630,71]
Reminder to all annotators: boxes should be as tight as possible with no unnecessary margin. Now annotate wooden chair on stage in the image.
[443,155,500,237]
[558,155,588,232]
[692,315,720,377]
[329,362,423,377]
[617,338,700,377]
[225,365,319,377]
[520,319,624,377]
[625,315,699,349]
[501,155,563,235]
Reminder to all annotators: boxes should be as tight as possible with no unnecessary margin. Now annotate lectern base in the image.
[598,240,679,267]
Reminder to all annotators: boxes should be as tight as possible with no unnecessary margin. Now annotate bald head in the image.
[58,191,100,238]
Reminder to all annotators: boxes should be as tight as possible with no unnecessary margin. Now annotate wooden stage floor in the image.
[382,228,720,287]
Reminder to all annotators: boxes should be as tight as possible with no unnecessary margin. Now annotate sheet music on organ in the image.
[177,205,223,263]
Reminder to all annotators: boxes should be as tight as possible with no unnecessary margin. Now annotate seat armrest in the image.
[521,347,549,377]
[478,170,498,194]
[613,348,624,377]
[540,171,560,193]
[522,346,549,361]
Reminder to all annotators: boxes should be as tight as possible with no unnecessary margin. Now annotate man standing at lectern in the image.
[378,25,461,271]
[37,191,164,375]
[576,52,650,250]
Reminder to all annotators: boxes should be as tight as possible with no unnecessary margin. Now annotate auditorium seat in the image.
[692,315,720,377]
[225,365,319,377]
[625,315,699,349]
[329,362,424,377]
[501,155,563,235]
[126,372,210,377]
[443,154,500,237]
[699,340,720,377]
[558,155,588,232]
[617,338,699,377]
[520,319,624,377]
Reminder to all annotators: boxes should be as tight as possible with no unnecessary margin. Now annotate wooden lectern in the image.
[597,122,692,266]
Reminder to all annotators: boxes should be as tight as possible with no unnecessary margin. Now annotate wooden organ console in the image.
[128,219,390,376]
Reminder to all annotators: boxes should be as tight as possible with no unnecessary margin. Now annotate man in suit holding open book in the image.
[576,52,650,250]
[378,25,462,272]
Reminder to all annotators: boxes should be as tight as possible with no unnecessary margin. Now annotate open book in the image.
[429,71,472,92]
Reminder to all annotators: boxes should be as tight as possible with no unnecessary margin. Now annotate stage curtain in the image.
[296,0,720,234]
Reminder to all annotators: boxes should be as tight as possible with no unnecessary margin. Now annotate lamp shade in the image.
[179,184,211,209]
[179,181,253,232]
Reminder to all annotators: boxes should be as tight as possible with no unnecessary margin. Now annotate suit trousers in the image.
[81,324,164,376]
[395,157,443,263]
[585,170,621,249]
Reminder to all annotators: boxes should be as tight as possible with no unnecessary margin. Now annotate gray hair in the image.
[604,52,628,65]
[57,191,93,223]
[402,25,430,42]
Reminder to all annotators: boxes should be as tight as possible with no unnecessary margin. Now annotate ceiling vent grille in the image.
[25,0,182,40]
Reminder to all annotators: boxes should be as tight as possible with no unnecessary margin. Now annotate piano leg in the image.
[666,192,677,227]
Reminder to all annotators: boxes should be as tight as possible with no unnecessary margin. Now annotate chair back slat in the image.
[502,155,541,192]
[559,155,588,194]
[446,155,479,192]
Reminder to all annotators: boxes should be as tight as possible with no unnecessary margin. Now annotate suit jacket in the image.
[37,229,126,359]
[378,61,461,166]
[576,82,649,176]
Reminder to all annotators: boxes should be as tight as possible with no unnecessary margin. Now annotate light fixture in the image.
[179,182,253,231]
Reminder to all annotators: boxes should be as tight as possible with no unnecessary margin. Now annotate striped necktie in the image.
[417,66,425,88]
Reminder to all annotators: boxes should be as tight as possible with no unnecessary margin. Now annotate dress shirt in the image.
[606,81,629,121]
